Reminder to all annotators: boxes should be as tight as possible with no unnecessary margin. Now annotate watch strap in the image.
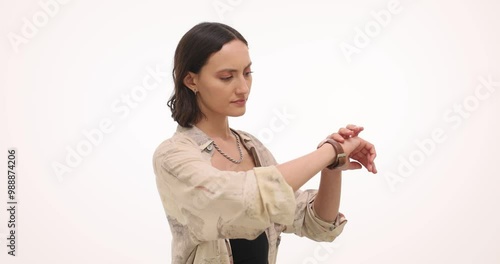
[317,139,347,169]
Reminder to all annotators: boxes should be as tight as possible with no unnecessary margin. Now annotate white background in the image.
[1,0,499,263]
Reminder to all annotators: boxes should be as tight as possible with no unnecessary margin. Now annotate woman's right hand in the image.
[327,124,377,174]
[338,136,377,173]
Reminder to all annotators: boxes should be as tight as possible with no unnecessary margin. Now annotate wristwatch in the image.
[317,139,347,169]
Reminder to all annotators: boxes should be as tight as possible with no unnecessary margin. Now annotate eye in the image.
[220,76,233,81]
[245,71,253,77]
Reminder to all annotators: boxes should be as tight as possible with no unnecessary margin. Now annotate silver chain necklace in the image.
[212,130,243,164]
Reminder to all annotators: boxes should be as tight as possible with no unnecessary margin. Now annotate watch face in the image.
[338,153,347,166]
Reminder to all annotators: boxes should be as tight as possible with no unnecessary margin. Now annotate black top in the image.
[229,231,269,264]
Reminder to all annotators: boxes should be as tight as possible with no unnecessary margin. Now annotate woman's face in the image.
[185,39,253,120]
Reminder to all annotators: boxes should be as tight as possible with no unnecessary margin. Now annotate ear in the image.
[183,72,198,92]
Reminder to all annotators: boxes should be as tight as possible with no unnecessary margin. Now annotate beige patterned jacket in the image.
[152,125,347,264]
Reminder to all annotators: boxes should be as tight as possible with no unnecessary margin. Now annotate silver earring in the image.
[194,89,198,95]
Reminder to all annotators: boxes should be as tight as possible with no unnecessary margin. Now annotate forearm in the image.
[312,169,342,222]
[276,144,336,192]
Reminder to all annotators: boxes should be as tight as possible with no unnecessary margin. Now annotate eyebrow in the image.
[216,62,252,73]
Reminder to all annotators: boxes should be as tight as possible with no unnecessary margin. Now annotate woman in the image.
[152,22,377,264]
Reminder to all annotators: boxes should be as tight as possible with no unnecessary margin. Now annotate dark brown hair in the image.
[167,22,248,127]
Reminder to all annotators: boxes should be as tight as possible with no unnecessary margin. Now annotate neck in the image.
[195,114,232,140]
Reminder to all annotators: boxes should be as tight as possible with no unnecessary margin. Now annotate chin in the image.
[228,109,246,117]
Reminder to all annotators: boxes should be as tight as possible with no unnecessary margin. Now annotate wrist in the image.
[322,167,342,176]
[317,139,347,170]
[317,143,337,167]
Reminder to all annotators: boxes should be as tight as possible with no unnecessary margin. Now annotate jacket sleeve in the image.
[152,136,296,243]
[243,132,348,242]
[282,189,347,242]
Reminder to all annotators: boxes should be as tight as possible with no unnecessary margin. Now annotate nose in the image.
[235,74,251,94]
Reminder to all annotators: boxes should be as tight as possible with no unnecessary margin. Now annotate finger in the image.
[346,124,358,130]
[346,124,364,136]
[350,154,370,170]
[369,145,377,162]
[358,140,375,159]
[338,128,354,138]
[350,149,374,173]
[330,133,346,143]
[348,161,362,170]
[353,128,363,137]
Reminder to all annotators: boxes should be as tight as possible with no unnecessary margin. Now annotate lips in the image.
[231,99,246,103]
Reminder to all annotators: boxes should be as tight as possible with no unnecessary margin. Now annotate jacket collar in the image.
[176,125,253,153]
